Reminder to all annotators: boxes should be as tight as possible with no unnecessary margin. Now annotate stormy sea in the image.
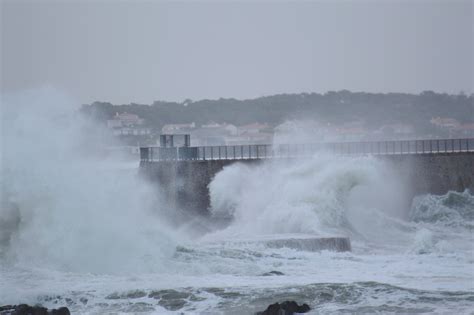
[1,90,473,314]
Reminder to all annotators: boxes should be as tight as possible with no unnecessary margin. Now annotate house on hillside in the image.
[161,122,196,134]
[237,123,270,135]
[430,117,460,129]
[106,112,151,138]
[376,123,415,140]
[273,120,334,143]
[107,112,144,128]
[331,121,368,142]
[223,123,272,144]
[112,127,152,136]
[454,123,474,137]
[191,122,237,146]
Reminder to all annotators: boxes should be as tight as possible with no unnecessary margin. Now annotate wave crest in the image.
[410,190,474,228]
[208,155,407,238]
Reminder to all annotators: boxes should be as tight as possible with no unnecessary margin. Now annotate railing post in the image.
[140,147,145,162]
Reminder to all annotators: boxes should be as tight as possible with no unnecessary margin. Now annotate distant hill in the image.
[80,90,473,136]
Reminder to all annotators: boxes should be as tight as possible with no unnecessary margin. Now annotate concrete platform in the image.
[264,237,351,252]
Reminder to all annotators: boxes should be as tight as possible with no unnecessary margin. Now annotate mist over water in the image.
[1,88,473,314]
[0,88,179,274]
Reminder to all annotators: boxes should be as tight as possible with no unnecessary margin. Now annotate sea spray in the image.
[0,88,179,274]
[207,154,409,242]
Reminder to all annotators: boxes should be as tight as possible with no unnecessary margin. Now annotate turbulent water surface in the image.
[1,91,473,314]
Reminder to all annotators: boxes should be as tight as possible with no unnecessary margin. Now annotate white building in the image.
[107,112,144,128]
[162,122,196,134]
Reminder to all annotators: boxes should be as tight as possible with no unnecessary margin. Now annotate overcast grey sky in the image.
[1,0,473,104]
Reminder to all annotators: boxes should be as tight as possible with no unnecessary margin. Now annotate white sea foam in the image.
[410,190,474,227]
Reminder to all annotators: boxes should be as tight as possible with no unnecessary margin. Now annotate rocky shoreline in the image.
[256,301,311,315]
[0,305,70,315]
[0,300,311,315]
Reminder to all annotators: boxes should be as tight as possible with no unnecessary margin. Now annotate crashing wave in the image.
[410,190,474,228]
[208,154,408,239]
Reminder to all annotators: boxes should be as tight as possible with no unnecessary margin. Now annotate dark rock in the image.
[261,271,285,276]
[49,307,70,315]
[125,290,147,299]
[0,304,70,315]
[157,298,187,311]
[106,290,147,300]
[148,289,190,300]
[19,304,48,315]
[256,300,311,315]
[79,298,88,305]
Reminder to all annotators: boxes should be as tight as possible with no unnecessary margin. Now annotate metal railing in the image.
[140,138,474,162]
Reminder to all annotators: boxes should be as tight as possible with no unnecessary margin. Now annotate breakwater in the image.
[139,152,474,214]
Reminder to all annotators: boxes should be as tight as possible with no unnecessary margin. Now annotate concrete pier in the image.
[264,237,351,252]
[139,152,474,214]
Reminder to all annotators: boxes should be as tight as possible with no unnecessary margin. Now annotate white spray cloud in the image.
[0,87,179,274]
[208,153,409,243]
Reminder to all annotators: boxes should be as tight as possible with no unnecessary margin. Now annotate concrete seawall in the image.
[139,152,474,214]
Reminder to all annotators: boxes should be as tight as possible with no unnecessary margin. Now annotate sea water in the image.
[1,89,473,314]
